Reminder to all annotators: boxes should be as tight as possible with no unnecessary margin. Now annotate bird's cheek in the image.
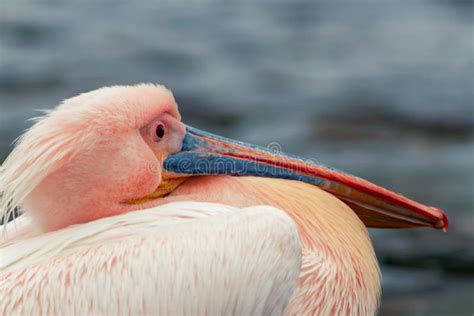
[116,146,161,201]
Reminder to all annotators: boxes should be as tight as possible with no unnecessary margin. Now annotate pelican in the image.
[0,84,448,315]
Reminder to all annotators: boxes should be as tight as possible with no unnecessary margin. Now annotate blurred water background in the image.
[0,1,473,315]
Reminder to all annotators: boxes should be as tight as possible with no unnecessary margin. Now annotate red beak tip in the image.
[432,207,449,232]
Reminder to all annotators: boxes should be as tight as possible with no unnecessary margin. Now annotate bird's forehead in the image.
[59,84,181,134]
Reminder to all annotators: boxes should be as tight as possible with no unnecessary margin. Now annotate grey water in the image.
[1,1,473,314]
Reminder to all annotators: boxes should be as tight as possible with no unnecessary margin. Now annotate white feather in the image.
[1,202,302,315]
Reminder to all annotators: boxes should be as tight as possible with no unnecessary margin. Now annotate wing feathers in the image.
[1,202,302,315]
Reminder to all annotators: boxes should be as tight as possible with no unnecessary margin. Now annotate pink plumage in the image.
[0,84,447,315]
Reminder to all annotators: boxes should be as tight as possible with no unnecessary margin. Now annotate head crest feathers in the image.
[0,83,177,230]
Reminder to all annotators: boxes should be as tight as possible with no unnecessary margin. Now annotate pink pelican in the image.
[0,84,448,315]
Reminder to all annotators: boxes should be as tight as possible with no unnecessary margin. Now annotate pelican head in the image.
[0,84,448,232]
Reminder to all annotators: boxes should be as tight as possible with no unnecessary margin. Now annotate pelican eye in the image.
[156,124,165,139]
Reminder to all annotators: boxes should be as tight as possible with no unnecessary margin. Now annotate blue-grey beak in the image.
[163,125,448,230]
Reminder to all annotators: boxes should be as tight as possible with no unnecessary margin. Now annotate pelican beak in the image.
[164,125,448,231]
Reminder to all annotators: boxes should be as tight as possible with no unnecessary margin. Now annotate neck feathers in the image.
[170,176,381,315]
